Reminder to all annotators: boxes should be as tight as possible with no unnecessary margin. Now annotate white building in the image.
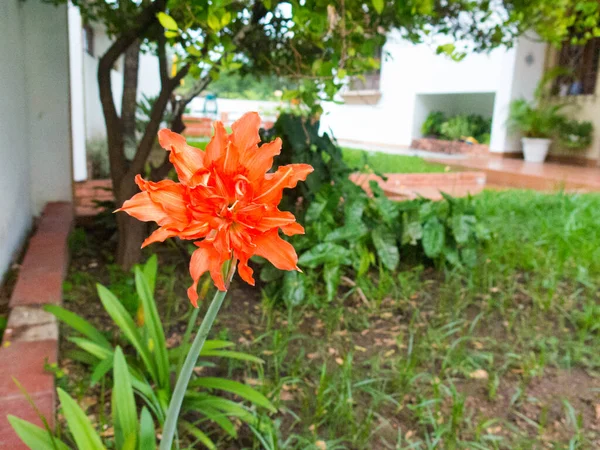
[321,32,547,154]
[0,1,161,280]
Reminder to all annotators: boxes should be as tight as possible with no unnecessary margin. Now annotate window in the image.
[83,25,94,57]
[347,46,382,92]
[553,37,600,96]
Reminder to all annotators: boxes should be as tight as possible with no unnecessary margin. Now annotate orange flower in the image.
[117,112,313,306]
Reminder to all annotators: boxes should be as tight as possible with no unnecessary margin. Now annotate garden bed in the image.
[411,137,489,155]
[54,190,600,449]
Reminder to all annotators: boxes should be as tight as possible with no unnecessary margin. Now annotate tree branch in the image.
[98,0,167,185]
[157,30,169,85]
[127,64,190,178]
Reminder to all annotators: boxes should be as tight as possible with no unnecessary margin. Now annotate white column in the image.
[68,2,87,181]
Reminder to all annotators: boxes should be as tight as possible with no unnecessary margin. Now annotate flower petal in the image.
[158,129,206,187]
[141,226,178,248]
[242,138,282,181]
[237,256,255,286]
[135,175,189,226]
[205,121,228,165]
[280,222,305,236]
[117,192,170,225]
[252,229,299,271]
[188,242,226,306]
[254,164,314,204]
[231,112,261,155]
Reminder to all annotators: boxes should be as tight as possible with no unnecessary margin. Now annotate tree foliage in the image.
[45,0,600,266]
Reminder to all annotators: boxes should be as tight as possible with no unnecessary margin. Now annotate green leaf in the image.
[57,388,106,450]
[221,11,232,27]
[282,271,306,307]
[323,262,341,302]
[200,350,264,364]
[190,378,276,412]
[324,223,368,242]
[337,68,347,79]
[139,407,156,450]
[69,337,113,360]
[96,284,159,384]
[44,304,111,349]
[8,415,70,450]
[134,267,169,389]
[298,243,351,268]
[164,30,178,38]
[452,214,476,244]
[372,226,400,270]
[372,0,384,14]
[112,347,138,450]
[460,247,478,268]
[207,14,221,31]
[180,421,216,449]
[90,357,113,386]
[157,12,178,31]
[142,255,158,295]
[422,218,445,258]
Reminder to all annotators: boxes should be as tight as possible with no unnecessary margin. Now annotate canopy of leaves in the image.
[49,0,600,112]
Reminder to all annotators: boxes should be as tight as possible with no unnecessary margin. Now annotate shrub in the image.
[440,114,492,143]
[508,98,565,139]
[257,114,489,307]
[558,119,594,150]
[421,111,447,137]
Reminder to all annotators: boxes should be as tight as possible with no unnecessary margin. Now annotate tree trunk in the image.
[114,175,146,268]
[122,39,141,147]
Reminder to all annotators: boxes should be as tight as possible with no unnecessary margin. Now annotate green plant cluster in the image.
[11,256,273,449]
[558,118,594,150]
[256,114,489,307]
[421,111,491,144]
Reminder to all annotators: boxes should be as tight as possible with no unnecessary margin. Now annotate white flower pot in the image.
[521,138,551,163]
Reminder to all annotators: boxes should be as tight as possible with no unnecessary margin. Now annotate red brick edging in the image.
[0,202,73,449]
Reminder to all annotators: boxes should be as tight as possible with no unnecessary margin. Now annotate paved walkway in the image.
[428,155,600,192]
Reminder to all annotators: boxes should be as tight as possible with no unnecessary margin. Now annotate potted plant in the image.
[508,98,565,162]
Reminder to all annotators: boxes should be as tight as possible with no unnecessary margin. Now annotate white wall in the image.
[0,0,73,279]
[68,3,87,181]
[22,0,73,213]
[321,33,546,153]
[0,0,33,278]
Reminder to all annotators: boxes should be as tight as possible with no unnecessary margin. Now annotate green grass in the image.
[342,147,449,174]
[60,189,600,449]
[189,141,448,174]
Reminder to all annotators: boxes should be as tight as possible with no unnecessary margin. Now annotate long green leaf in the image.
[139,407,156,450]
[112,347,138,450]
[96,284,158,384]
[199,349,264,364]
[372,225,400,270]
[7,415,70,450]
[189,377,275,412]
[134,267,169,390]
[142,255,158,294]
[69,337,113,360]
[180,421,216,450]
[185,394,258,425]
[45,304,111,349]
[57,388,106,450]
[90,358,113,386]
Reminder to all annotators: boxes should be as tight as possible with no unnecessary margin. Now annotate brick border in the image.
[0,202,73,449]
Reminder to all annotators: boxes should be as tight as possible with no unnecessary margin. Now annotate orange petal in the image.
[158,129,206,187]
[280,222,305,236]
[205,121,228,165]
[252,229,299,271]
[187,242,226,306]
[135,175,189,226]
[254,208,297,233]
[117,192,170,224]
[237,256,255,286]
[141,227,178,248]
[254,164,314,204]
[242,138,282,181]
[231,112,261,155]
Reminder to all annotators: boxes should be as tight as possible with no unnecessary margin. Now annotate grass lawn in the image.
[188,140,448,174]
[342,147,448,174]
[60,189,600,449]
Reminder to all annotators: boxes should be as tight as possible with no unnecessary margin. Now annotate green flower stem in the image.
[160,262,236,450]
